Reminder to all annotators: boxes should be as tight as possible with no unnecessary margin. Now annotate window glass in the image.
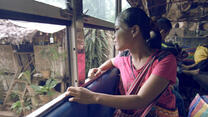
[83,0,115,22]
[34,0,67,9]
[122,0,131,11]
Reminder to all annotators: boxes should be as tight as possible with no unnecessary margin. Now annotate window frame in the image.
[0,0,121,116]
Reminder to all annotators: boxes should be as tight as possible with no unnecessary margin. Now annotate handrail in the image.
[26,92,68,117]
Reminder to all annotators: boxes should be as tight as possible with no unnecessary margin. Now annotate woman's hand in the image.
[88,68,102,79]
[66,87,97,104]
[87,59,114,79]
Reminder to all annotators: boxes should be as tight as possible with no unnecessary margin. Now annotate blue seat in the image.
[31,68,120,117]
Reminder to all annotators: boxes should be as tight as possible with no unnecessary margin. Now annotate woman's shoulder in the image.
[153,49,176,62]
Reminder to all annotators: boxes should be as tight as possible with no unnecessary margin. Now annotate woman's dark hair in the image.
[117,7,161,49]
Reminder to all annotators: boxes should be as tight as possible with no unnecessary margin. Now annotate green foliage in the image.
[10,92,19,102]
[31,79,58,96]
[11,101,22,114]
[40,45,66,61]
[10,71,33,114]
[11,98,32,114]
[85,29,110,76]
[0,71,4,75]
[40,45,66,78]
[0,69,9,75]
[24,97,33,111]
[19,71,31,84]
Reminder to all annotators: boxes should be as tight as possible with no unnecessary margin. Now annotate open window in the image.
[0,0,116,116]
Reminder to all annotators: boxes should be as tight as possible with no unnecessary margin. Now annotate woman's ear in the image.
[131,25,140,38]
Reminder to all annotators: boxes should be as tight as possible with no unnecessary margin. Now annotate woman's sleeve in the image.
[152,54,177,84]
[112,54,121,69]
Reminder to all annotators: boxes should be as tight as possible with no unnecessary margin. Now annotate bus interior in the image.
[0,0,208,116]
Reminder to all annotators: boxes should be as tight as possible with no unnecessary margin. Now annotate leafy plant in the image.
[10,70,33,115]
[40,45,66,61]
[11,98,32,115]
[40,45,66,77]
[31,79,58,96]
[0,71,4,75]
[19,70,31,84]
[24,97,33,111]
[10,92,19,102]
[84,29,110,76]
[11,101,22,114]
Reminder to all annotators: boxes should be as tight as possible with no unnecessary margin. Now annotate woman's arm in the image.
[99,58,115,71]
[94,74,169,109]
[88,58,115,78]
[67,74,169,110]
[181,63,197,70]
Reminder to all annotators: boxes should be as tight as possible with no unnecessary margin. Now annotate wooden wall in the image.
[0,45,16,73]
[34,45,66,79]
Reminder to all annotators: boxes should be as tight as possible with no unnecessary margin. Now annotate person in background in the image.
[66,7,178,116]
[157,17,186,117]
[178,44,208,115]
[157,17,188,63]
[181,44,208,75]
[157,17,172,43]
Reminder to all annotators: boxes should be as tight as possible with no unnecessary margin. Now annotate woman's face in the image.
[114,19,133,51]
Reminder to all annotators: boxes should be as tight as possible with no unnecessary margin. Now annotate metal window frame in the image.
[0,0,114,28]
[0,0,120,116]
[0,0,115,87]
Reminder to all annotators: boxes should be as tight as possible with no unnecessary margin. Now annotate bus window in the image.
[122,0,130,11]
[83,0,116,23]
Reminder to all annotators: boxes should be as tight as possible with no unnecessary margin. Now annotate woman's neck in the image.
[130,45,153,61]
[129,45,154,70]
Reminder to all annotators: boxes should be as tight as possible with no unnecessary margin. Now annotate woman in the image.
[66,7,177,116]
